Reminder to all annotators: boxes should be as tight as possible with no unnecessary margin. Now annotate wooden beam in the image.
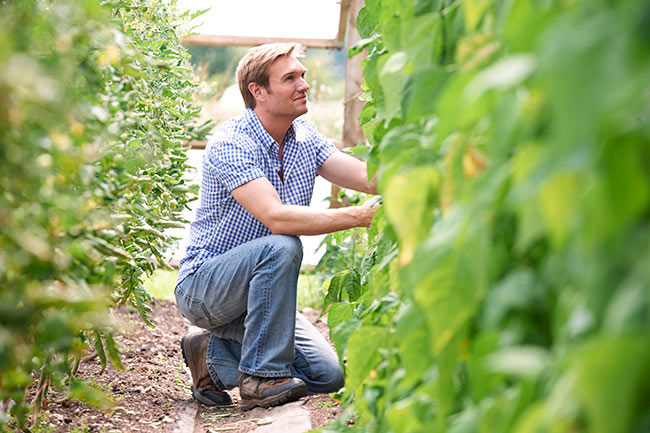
[182,34,344,50]
[186,140,207,150]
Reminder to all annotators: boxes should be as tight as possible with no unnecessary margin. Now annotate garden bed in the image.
[31,300,339,433]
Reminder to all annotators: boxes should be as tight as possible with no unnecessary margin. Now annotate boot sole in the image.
[240,384,307,411]
[190,386,232,407]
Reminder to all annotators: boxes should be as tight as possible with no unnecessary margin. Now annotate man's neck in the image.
[253,107,294,148]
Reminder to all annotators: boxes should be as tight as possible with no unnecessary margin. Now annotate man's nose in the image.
[298,76,310,92]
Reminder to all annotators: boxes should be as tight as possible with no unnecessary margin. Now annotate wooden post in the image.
[331,0,366,208]
[342,0,365,150]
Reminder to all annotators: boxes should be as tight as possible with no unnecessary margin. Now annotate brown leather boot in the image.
[237,372,307,411]
[181,331,233,406]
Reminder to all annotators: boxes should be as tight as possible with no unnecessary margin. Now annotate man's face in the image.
[262,55,310,120]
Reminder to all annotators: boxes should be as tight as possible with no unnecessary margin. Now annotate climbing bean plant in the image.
[322,1,650,432]
[0,0,208,429]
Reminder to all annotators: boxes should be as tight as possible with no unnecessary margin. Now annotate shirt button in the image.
[274,166,280,171]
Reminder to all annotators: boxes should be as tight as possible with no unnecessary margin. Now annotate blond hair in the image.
[236,42,305,109]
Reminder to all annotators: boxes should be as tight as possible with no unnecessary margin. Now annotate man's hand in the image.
[357,196,382,228]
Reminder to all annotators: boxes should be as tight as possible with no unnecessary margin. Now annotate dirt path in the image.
[35,301,340,432]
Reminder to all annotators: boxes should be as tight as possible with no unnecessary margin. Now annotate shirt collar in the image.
[245,109,275,152]
[245,108,298,150]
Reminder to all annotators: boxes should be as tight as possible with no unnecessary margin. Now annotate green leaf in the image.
[69,378,112,410]
[573,336,650,433]
[346,326,386,392]
[346,145,371,160]
[331,317,362,363]
[414,0,443,16]
[322,270,361,314]
[481,269,538,328]
[448,407,479,433]
[464,54,536,102]
[358,99,377,126]
[133,285,154,328]
[93,330,107,372]
[402,67,448,122]
[538,172,580,246]
[378,52,408,122]
[394,302,431,386]
[467,332,502,400]
[383,166,439,265]
[327,302,355,330]
[105,332,123,371]
[462,0,492,31]
[343,270,362,301]
[379,0,404,52]
[402,13,441,69]
[386,396,427,433]
[485,346,551,379]
[411,208,490,355]
[357,1,381,39]
[349,34,382,58]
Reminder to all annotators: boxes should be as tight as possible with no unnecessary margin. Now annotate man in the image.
[175,43,378,411]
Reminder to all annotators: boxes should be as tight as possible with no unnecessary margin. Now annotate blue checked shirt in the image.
[176,108,336,285]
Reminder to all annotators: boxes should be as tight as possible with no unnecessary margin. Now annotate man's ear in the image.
[248,82,266,103]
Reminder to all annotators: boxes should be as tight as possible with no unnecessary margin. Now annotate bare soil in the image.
[32,301,340,433]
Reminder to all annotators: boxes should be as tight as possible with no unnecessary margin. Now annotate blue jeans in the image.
[174,235,344,393]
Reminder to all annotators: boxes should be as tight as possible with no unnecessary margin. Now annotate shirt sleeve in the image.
[313,130,337,170]
[210,139,265,192]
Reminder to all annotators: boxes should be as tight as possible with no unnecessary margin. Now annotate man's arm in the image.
[317,151,377,194]
[231,177,378,236]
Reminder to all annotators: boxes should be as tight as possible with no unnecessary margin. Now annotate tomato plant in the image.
[0,0,207,429]
[322,1,650,432]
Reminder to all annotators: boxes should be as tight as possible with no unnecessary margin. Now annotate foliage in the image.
[0,0,207,429]
[302,49,347,102]
[142,269,179,302]
[321,0,650,432]
[297,270,328,311]
[186,45,246,79]
[316,190,370,278]
[186,45,247,103]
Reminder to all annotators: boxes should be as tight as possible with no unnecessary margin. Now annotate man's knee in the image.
[308,356,345,393]
[269,235,303,264]
[325,366,345,393]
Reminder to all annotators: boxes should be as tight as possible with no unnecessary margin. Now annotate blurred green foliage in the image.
[186,45,246,78]
[142,269,178,302]
[320,0,650,432]
[297,270,328,311]
[302,49,346,102]
[187,45,346,104]
[0,0,207,430]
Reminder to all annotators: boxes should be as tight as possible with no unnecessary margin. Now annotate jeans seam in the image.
[239,366,291,378]
[206,335,219,387]
[208,359,239,368]
[294,345,313,379]
[253,243,275,368]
